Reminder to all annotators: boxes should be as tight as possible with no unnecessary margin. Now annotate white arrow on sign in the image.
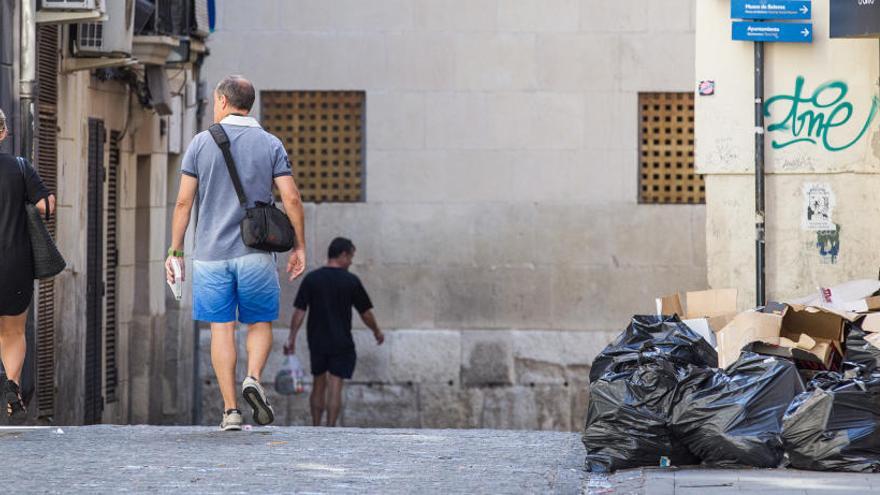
[801,27,810,37]
[800,5,809,14]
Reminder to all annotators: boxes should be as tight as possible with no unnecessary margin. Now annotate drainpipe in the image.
[754,41,766,307]
[19,0,37,405]
[20,0,35,161]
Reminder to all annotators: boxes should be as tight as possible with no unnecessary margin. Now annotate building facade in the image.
[0,0,208,426]
[696,1,880,308]
[200,0,705,430]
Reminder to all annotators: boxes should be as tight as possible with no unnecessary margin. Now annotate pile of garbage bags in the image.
[782,372,880,472]
[583,314,880,473]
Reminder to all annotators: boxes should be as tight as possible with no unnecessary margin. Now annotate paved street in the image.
[1,425,878,494]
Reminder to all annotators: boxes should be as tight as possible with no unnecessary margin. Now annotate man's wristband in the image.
[168,248,184,257]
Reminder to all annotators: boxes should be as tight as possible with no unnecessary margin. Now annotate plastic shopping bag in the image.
[275,355,307,396]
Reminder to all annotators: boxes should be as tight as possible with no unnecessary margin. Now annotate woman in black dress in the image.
[0,108,54,418]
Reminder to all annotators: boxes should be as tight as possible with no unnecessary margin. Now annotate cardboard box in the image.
[656,289,738,347]
[715,303,857,369]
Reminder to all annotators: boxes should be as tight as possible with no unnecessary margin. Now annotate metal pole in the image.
[755,41,766,307]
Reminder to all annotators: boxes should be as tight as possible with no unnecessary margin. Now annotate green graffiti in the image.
[764,76,880,152]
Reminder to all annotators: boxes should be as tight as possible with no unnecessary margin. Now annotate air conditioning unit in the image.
[74,0,134,57]
[40,0,102,11]
[192,0,210,38]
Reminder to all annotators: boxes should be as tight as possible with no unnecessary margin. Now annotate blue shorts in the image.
[193,253,280,324]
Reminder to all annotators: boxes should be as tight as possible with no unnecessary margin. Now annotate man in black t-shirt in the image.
[285,237,384,426]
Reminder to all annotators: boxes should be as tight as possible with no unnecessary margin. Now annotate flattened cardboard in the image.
[685,288,738,318]
[861,313,880,333]
[841,295,880,313]
[716,311,784,368]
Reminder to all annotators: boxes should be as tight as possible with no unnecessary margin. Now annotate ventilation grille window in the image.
[104,131,120,404]
[638,92,702,204]
[261,91,365,203]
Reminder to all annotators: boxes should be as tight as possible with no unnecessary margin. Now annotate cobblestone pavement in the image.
[1,425,585,494]
[3,426,879,494]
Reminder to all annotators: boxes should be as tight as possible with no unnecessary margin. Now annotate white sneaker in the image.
[242,376,275,426]
[220,409,243,431]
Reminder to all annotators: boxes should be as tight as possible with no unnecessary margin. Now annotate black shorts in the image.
[0,254,33,316]
[310,348,357,379]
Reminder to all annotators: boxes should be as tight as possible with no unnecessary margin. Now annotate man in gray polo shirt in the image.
[166,75,306,431]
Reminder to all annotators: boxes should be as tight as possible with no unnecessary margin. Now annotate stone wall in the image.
[200,327,618,431]
[197,0,705,429]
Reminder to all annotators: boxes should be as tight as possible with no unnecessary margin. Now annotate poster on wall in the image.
[802,183,835,231]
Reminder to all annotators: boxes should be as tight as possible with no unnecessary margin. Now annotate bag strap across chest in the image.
[208,123,248,208]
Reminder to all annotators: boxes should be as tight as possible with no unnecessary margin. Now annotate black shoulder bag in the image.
[208,124,296,252]
[16,157,66,279]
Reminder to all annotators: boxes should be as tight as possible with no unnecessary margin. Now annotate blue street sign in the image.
[732,21,813,43]
[731,0,811,20]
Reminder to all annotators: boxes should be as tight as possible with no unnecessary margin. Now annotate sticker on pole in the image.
[802,183,835,231]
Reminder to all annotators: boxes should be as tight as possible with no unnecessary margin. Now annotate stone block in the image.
[620,32,694,92]
[351,329,392,383]
[514,357,566,386]
[480,386,537,430]
[425,92,491,149]
[287,393,314,426]
[435,266,554,329]
[385,33,456,90]
[201,383,291,427]
[580,0,649,32]
[461,332,515,386]
[570,381,590,433]
[535,386,573,431]
[498,0,579,32]
[341,384,420,428]
[485,92,585,150]
[216,32,388,92]
[412,0,497,31]
[418,384,483,429]
[351,264,437,330]
[277,0,414,32]
[453,34,537,90]
[219,0,281,31]
[647,0,694,33]
[377,202,476,266]
[537,33,620,91]
[582,91,637,150]
[199,383,225,426]
[473,202,538,266]
[388,330,461,384]
[366,91,426,150]
[549,264,707,331]
[511,330,617,369]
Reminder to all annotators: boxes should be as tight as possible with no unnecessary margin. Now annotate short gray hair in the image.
[0,108,6,133]
[215,75,255,111]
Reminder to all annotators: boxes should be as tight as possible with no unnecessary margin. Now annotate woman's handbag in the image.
[16,157,66,279]
[207,124,297,252]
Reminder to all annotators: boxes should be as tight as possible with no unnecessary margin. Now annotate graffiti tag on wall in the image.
[764,76,880,152]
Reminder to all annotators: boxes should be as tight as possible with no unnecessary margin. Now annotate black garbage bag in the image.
[583,358,703,472]
[589,315,718,383]
[844,321,880,373]
[782,372,880,472]
[671,352,804,468]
